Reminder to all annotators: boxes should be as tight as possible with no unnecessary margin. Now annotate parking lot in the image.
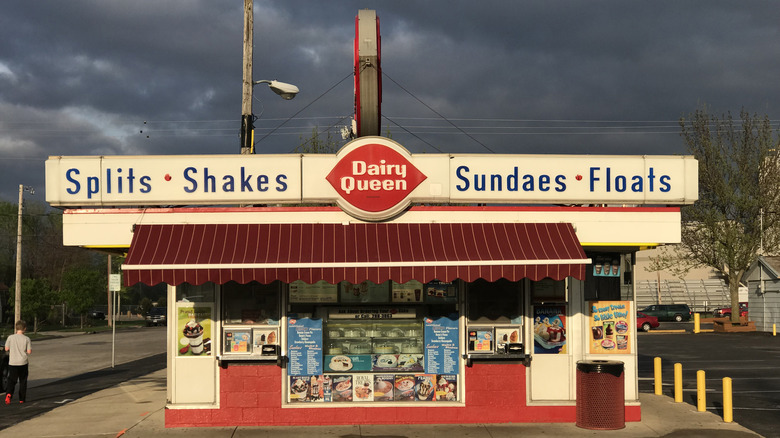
[638,326,780,438]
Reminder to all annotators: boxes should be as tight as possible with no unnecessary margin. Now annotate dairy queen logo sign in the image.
[326,137,427,221]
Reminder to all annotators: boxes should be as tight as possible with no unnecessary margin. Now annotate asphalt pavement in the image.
[0,326,768,438]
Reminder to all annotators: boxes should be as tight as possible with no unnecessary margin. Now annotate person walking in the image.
[5,320,32,404]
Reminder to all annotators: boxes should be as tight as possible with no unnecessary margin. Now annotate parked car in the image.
[638,304,692,322]
[145,307,167,326]
[0,339,8,393]
[713,302,748,318]
[637,312,660,332]
[88,309,105,320]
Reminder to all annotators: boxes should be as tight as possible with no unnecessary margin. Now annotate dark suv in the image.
[639,304,692,322]
[145,307,167,326]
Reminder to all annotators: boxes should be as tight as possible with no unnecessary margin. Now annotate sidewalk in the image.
[0,368,762,438]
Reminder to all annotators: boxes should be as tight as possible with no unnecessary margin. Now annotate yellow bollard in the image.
[774,324,776,337]
[723,377,733,423]
[697,370,706,412]
[654,357,663,395]
[694,313,700,334]
[674,363,683,402]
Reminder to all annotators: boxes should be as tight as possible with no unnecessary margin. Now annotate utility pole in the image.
[14,185,23,323]
[240,0,254,155]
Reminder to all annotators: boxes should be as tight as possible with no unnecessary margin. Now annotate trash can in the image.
[576,360,625,430]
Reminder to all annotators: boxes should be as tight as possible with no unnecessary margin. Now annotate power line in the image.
[382,71,496,153]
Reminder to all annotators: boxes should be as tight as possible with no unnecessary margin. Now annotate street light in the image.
[14,184,34,324]
[254,79,299,100]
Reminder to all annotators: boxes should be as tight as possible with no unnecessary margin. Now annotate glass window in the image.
[176,282,217,302]
[466,279,523,323]
[222,281,281,325]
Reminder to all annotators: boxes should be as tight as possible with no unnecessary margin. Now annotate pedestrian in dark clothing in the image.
[5,320,32,404]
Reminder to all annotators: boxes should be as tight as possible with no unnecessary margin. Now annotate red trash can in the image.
[576,360,625,430]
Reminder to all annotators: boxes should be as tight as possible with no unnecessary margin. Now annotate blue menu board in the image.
[424,316,459,374]
[287,317,323,376]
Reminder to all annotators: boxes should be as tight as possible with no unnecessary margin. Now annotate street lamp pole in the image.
[15,184,34,323]
[240,0,254,155]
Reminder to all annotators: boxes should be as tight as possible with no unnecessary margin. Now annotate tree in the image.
[293,127,340,154]
[61,266,105,328]
[8,278,56,333]
[679,107,780,323]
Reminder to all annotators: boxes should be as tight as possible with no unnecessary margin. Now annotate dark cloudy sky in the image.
[2,1,779,203]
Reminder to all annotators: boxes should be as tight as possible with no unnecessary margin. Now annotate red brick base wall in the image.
[165,362,641,427]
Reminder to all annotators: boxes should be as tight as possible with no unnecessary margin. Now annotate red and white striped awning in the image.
[122,222,589,286]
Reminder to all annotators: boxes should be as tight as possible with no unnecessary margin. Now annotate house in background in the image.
[744,256,780,332]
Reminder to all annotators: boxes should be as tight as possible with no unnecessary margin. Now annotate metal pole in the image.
[110,254,116,368]
[107,254,112,328]
[654,356,662,395]
[14,184,23,323]
[240,0,254,154]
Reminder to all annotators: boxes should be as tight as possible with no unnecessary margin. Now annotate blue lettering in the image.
[106,168,112,194]
[183,167,197,193]
[87,177,99,199]
[659,175,671,192]
[631,176,643,192]
[539,174,550,191]
[127,168,135,193]
[203,168,216,193]
[474,174,486,191]
[257,174,269,192]
[66,169,81,194]
[615,174,626,192]
[490,174,502,191]
[139,176,151,193]
[240,167,252,192]
[276,174,287,191]
[589,167,600,192]
[116,168,123,193]
[455,166,470,191]
[222,175,235,192]
[555,175,566,192]
[522,174,534,191]
[648,167,656,191]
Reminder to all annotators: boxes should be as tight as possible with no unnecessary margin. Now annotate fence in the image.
[636,279,731,313]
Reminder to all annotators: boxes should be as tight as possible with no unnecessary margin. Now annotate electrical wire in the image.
[382,71,496,153]
[253,72,353,146]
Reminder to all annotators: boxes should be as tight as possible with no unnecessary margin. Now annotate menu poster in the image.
[415,374,436,401]
[177,303,213,357]
[225,329,250,353]
[289,280,338,303]
[533,305,567,354]
[435,375,457,401]
[391,280,424,303]
[394,375,416,401]
[331,375,353,402]
[424,316,459,374]
[287,317,323,376]
[589,301,632,354]
[340,280,390,303]
[325,354,372,372]
[374,375,394,401]
[353,374,374,401]
[467,327,493,353]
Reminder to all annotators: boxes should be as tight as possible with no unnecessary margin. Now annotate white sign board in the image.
[109,274,122,292]
[46,137,698,220]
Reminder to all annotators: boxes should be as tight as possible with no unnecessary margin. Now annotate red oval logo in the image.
[326,143,427,214]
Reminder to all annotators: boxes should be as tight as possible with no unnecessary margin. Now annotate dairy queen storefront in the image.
[45,137,697,427]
